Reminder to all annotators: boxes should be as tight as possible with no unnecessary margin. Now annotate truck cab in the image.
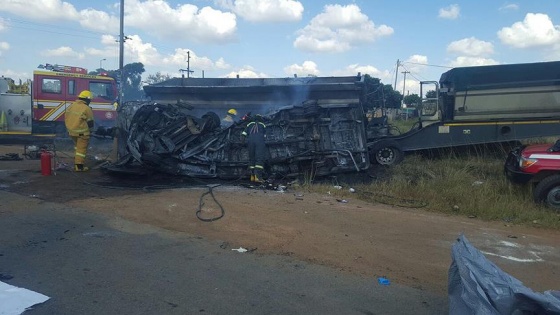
[505,141,560,211]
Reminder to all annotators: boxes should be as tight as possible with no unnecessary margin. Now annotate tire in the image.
[370,141,403,165]
[533,175,560,212]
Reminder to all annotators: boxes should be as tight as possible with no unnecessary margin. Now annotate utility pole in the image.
[401,70,410,113]
[394,59,400,90]
[401,70,410,97]
[119,0,125,104]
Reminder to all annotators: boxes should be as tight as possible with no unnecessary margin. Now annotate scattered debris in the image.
[507,235,518,239]
[0,153,23,161]
[333,185,343,190]
[349,188,356,193]
[232,247,248,253]
[336,199,348,203]
[377,277,390,285]
[472,180,484,186]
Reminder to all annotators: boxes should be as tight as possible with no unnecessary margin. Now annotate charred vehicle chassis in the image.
[111,100,371,179]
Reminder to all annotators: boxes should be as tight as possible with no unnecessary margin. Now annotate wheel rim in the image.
[546,187,560,209]
[376,147,395,165]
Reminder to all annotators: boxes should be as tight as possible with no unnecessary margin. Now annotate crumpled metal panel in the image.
[112,100,370,178]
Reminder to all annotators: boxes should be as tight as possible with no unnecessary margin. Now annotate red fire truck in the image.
[0,63,118,136]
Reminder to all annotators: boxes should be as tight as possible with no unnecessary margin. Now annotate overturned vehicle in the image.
[110,75,373,179]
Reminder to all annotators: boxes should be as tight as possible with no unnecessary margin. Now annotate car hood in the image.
[522,143,557,157]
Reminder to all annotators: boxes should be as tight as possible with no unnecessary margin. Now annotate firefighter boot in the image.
[74,164,89,172]
[253,169,264,184]
[250,174,256,182]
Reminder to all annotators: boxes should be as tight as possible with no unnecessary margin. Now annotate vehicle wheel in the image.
[533,175,560,211]
[372,145,404,165]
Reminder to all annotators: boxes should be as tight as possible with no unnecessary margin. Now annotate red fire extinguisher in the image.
[40,150,53,176]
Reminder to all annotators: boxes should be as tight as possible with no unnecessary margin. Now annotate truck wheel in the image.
[533,175,560,211]
[370,141,403,165]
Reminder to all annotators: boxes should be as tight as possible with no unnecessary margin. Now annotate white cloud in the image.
[498,13,560,48]
[448,56,499,67]
[0,69,31,81]
[0,41,9,57]
[332,64,391,81]
[89,34,230,75]
[0,18,8,32]
[78,8,119,33]
[447,37,494,56]
[438,4,460,20]
[161,49,231,72]
[499,4,519,11]
[293,4,393,53]
[42,46,85,59]
[283,61,320,76]
[126,0,237,43]
[217,0,303,22]
[223,66,268,78]
[0,0,79,21]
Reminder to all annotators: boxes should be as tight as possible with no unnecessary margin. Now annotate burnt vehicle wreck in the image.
[109,75,372,179]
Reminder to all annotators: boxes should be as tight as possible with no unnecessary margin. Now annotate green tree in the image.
[121,62,145,101]
[426,90,437,98]
[362,74,402,110]
[88,62,146,102]
[144,72,172,85]
[403,94,421,107]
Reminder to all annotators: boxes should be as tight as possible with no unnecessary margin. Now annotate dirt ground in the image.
[1,140,559,296]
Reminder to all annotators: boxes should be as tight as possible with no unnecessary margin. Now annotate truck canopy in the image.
[440,61,560,92]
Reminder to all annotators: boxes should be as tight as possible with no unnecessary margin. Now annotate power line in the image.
[401,61,453,69]
[5,19,112,38]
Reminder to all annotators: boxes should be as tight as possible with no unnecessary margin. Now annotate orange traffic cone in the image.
[0,111,7,132]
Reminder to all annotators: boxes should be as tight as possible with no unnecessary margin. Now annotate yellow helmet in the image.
[227,108,237,116]
[78,90,93,100]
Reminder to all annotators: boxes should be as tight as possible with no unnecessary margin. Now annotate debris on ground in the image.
[0,153,22,161]
[378,277,390,286]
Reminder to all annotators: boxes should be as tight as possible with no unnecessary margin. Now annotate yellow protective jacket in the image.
[65,99,94,136]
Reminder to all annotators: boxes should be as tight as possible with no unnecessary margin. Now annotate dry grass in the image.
[308,151,560,230]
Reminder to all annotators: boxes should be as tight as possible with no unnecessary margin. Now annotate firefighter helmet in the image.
[78,90,93,100]
[227,108,237,116]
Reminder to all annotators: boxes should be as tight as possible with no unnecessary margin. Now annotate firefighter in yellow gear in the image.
[65,90,95,172]
[222,108,237,128]
[241,114,266,183]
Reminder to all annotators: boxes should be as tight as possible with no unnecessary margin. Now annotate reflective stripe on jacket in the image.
[65,100,94,136]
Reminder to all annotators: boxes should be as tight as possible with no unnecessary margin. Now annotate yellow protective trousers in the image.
[71,135,90,165]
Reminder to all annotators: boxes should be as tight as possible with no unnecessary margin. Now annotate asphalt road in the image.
[0,190,448,315]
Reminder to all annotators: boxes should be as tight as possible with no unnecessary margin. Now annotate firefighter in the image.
[65,90,95,172]
[222,108,237,128]
[241,114,266,183]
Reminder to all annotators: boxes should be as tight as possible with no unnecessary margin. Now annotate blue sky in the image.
[1,0,559,95]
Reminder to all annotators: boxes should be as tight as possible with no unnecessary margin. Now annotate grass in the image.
[307,148,560,230]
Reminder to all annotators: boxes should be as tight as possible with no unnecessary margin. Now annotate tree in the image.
[121,62,145,101]
[403,94,421,107]
[426,90,437,98]
[88,62,146,102]
[144,72,172,85]
[362,74,402,110]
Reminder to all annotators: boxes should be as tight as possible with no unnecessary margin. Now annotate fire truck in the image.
[0,63,118,137]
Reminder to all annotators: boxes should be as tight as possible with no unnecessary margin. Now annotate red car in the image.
[504,141,560,210]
